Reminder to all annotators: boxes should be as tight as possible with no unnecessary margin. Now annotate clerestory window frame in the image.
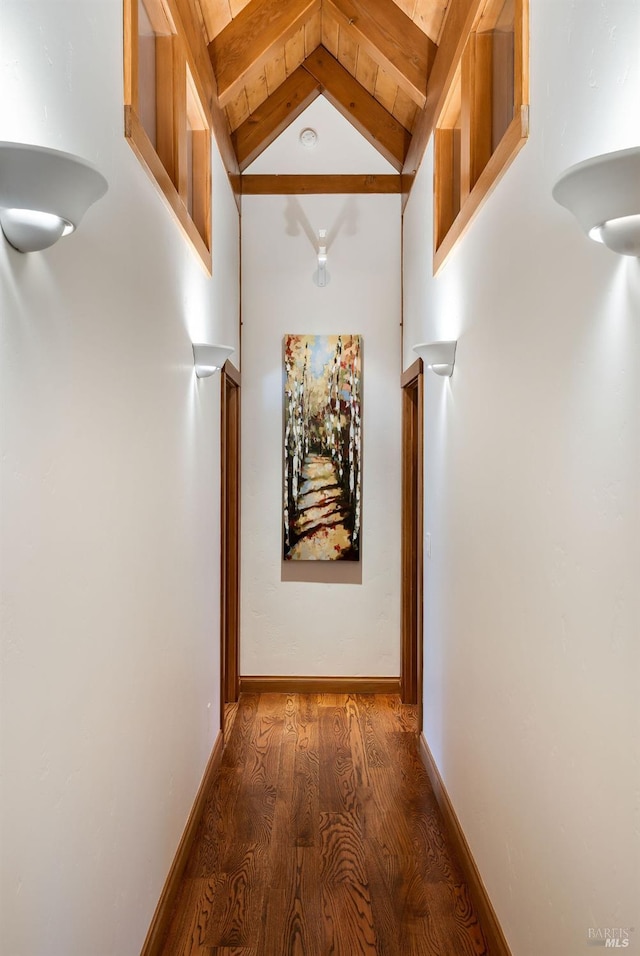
[433,0,529,274]
[124,0,212,272]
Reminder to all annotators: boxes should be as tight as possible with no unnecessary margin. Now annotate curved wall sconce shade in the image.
[413,340,457,377]
[193,344,234,378]
[552,147,640,256]
[0,142,108,252]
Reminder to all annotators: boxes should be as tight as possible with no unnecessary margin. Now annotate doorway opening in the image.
[220,362,240,734]
[401,359,424,729]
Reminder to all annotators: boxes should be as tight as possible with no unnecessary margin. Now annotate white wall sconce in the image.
[193,343,234,378]
[552,146,640,256]
[413,340,457,377]
[0,142,108,253]
[314,228,329,287]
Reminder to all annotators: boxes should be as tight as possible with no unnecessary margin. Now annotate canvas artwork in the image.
[283,334,362,561]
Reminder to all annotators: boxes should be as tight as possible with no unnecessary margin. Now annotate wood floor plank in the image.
[276,695,298,793]
[401,880,489,955]
[205,947,257,955]
[243,693,286,787]
[387,694,420,733]
[158,694,495,956]
[160,877,223,955]
[270,792,296,874]
[318,703,358,814]
[387,731,461,885]
[291,698,320,846]
[282,692,299,739]
[260,846,324,956]
[319,812,378,954]
[231,781,277,844]
[186,764,244,878]
[203,842,270,949]
[402,914,451,956]
[207,949,257,955]
[344,694,371,791]
[361,833,402,955]
[224,695,284,850]
[448,881,491,955]
[209,946,258,956]
[222,694,260,768]
[191,694,261,874]
[355,693,391,769]
[223,701,240,736]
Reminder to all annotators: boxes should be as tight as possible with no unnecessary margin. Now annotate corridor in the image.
[159,694,490,955]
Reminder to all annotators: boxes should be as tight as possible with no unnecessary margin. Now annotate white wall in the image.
[0,3,239,955]
[403,2,640,954]
[241,99,402,676]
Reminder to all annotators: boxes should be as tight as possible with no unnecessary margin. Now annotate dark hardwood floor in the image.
[158,694,490,956]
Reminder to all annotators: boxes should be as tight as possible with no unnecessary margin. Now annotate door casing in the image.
[401,359,424,729]
[221,362,241,726]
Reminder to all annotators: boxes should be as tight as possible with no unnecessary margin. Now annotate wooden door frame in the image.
[401,358,424,727]
[221,361,241,726]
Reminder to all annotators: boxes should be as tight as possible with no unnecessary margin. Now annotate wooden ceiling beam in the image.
[233,67,322,171]
[322,0,436,109]
[209,0,321,107]
[413,0,451,45]
[241,174,402,193]
[403,0,484,182]
[303,46,411,171]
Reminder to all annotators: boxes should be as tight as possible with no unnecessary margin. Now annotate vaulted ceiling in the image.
[189,0,453,173]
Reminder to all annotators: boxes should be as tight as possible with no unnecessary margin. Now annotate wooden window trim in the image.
[123,0,212,273]
[156,36,177,181]
[434,106,528,273]
[433,0,529,274]
[186,68,211,249]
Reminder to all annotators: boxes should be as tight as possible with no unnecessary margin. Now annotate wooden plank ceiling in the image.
[191,0,452,172]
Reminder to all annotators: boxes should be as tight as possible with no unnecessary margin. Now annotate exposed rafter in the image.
[304,46,411,171]
[233,67,322,171]
[208,0,321,107]
[186,0,463,197]
[323,0,436,108]
[402,0,483,180]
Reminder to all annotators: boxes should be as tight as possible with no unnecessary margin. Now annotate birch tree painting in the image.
[283,334,362,561]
